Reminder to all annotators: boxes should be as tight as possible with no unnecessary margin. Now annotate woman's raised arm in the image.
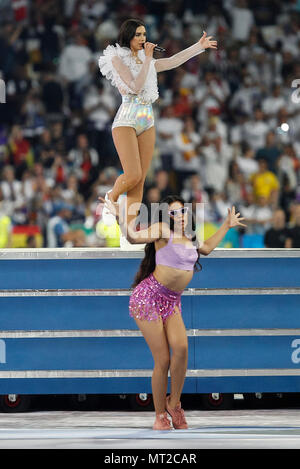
[154,31,217,73]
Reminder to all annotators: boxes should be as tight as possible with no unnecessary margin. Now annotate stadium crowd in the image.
[0,0,300,248]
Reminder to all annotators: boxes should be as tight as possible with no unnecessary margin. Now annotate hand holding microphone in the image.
[143,42,165,57]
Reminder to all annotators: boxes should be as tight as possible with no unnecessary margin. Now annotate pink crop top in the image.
[155,232,198,271]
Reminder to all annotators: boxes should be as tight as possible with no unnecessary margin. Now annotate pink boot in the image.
[153,412,171,430]
[166,396,188,429]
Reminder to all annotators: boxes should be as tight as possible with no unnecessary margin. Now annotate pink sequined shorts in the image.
[129,273,183,322]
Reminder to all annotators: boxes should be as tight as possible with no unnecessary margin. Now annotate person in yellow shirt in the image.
[96,219,121,247]
[0,188,12,248]
[250,157,280,204]
[0,214,12,248]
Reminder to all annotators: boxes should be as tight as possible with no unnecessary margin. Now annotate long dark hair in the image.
[131,195,202,288]
[118,18,146,48]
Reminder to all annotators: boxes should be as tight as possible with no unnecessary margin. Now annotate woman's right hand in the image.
[143,42,157,58]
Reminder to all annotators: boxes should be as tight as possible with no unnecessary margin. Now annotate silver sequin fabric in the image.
[112,95,154,136]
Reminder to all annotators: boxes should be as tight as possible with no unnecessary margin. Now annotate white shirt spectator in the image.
[201,144,229,192]
[277,153,298,190]
[0,180,24,209]
[246,51,273,87]
[229,82,260,116]
[236,154,259,181]
[156,115,183,156]
[262,95,286,117]
[173,131,201,172]
[240,202,273,235]
[79,1,107,29]
[195,79,230,123]
[230,5,255,42]
[83,85,115,131]
[59,44,93,82]
[242,120,270,151]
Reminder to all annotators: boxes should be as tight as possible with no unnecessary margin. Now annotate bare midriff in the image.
[153,264,194,292]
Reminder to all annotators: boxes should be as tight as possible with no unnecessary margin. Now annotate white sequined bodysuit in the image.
[98,42,205,136]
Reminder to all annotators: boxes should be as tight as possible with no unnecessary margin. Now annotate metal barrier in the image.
[0,247,300,396]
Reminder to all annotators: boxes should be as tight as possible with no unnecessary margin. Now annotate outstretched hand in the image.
[199,31,217,50]
[226,206,247,229]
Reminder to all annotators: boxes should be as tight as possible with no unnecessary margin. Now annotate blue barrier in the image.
[0,247,300,396]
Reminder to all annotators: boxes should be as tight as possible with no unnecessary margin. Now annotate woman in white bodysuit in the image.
[98,18,217,233]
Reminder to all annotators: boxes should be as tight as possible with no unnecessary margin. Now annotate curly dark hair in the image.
[131,195,202,288]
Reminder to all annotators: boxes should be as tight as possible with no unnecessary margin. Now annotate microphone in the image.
[154,45,166,52]
[142,44,166,53]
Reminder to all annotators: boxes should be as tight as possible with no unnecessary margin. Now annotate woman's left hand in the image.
[199,31,218,49]
[226,206,247,229]
[98,196,120,220]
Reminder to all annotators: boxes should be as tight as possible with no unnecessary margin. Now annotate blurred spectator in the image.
[0,187,12,248]
[276,144,299,192]
[143,184,161,224]
[41,66,65,118]
[0,0,299,248]
[58,32,93,110]
[0,165,27,224]
[156,105,183,171]
[250,157,280,203]
[194,70,230,125]
[89,166,119,205]
[286,203,300,248]
[173,116,201,192]
[62,172,81,204]
[79,0,108,30]
[256,131,282,174]
[46,202,85,248]
[95,219,121,248]
[226,0,255,42]
[169,89,193,119]
[68,133,99,174]
[262,85,286,119]
[225,160,248,206]
[200,129,232,194]
[236,142,259,182]
[212,190,233,221]
[229,75,260,118]
[83,80,116,167]
[6,125,34,179]
[153,169,172,200]
[264,209,290,248]
[20,89,46,138]
[78,148,99,199]
[279,173,297,223]
[242,108,270,151]
[0,22,24,77]
[181,173,210,205]
[241,194,274,235]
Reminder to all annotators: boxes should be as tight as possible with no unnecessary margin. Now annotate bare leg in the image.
[126,126,156,228]
[134,316,170,415]
[110,127,143,202]
[163,308,188,409]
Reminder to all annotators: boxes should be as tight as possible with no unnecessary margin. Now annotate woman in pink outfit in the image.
[98,18,217,232]
[100,194,246,430]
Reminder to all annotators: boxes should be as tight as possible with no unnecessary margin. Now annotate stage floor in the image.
[0,409,300,448]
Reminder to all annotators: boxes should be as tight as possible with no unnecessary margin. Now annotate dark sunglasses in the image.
[168,206,189,217]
